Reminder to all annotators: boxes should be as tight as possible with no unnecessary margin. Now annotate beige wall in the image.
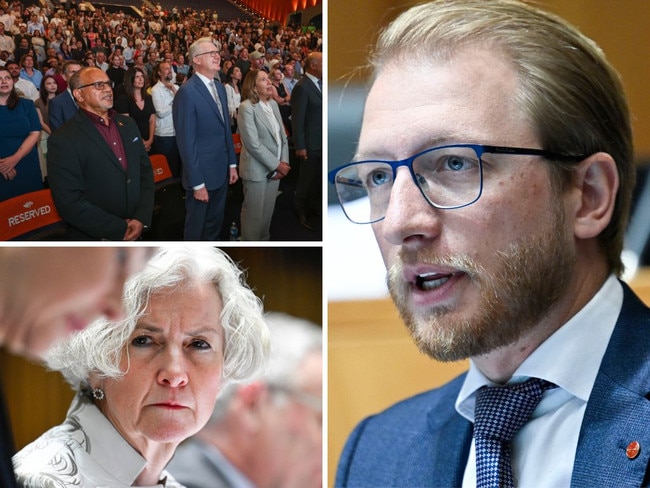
[329,0,650,156]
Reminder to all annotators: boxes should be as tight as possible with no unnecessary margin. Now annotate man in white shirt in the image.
[150,60,181,179]
[332,1,650,487]
[6,61,38,101]
[282,62,296,95]
[0,23,14,56]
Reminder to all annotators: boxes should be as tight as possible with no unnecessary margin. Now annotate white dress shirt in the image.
[151,80,176,137]
[13,393,184,487]
[456,275,622,488]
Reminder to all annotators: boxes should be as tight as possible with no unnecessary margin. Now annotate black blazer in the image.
[47,111,155,240]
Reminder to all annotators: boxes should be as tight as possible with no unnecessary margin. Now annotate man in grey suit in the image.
[48,60,81,132]
[291,51,322,230]
[47,67,154,240]
[172,37,238,240]
[168,313,322,488]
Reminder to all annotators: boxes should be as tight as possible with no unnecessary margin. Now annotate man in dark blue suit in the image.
[48,60,81,132]
[329,1,649,486]
[291,51,322,230]
[173,37,238,241]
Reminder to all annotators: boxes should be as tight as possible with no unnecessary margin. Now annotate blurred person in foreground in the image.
[13,247,270,487]
[329,0,648,486]
[0,247,154,487]
[168,312,322,488]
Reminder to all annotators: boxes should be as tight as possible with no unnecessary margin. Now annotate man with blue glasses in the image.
[331,1,647,486]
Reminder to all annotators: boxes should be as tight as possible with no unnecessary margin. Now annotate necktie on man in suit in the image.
[473,378,556,488]
[209,80,224,122]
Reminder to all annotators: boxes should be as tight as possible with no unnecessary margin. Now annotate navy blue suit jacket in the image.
[48,90,78,132]
[336,282,650,487]
[172,74,236,192]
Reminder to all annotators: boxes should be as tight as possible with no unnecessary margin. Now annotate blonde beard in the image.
[387,204,575,362]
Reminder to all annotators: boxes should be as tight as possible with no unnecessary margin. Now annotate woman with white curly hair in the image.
[13,246,270,487]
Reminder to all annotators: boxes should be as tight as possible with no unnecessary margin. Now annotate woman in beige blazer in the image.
[237,69,290,241]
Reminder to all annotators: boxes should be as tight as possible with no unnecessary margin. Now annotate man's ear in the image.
[572,152,619,240]
[237,382,267,410]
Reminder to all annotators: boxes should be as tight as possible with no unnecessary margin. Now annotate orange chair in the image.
[149,153,173,183]
[144,153,185,240]
[0,189,65,240]
[232,133,242,155]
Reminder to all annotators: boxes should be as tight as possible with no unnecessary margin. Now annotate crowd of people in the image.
[0,1,323,240]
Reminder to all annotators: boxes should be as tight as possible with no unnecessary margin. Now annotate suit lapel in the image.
[193,76,226,127]
[303,75,322,100]
[428,402,472,486]
[571,283,650,487]
[254,102,276,139]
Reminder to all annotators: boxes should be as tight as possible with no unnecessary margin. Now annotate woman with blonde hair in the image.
[237,69,290,240]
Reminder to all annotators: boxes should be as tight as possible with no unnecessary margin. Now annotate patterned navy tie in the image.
[473,378,556,487]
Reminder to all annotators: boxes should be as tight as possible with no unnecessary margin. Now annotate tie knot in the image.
[474,378,555,443]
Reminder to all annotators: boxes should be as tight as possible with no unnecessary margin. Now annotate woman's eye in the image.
[190,339,211,350]
[131,335,153,347]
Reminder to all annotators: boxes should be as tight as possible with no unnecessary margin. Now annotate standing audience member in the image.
[13,247,270,488]
[270,66,291,136]
[19,54,42,91]
[0,23,14,57]
[94,51,109,71]
[237,69,290,241]
[150,60,181,178]
[12,38,31,69]
[291,51,322,230]
[48,60,81,131]
[47,67,154,240]
[34,74,60,181]
[106,53,126,93]
[0,247,153,488]
[174,53,190,77]
[235,48,251,80]
[282,62,296,95]
[173,37,238,241]
[0,66,42,201]
[168,312,322,488]
[114,66,155,152]
[330,1,648,486]
[6,61,38,102]
[224,65,242,133]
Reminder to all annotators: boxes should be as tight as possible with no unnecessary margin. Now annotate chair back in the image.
[149,153,173,183]
[232,133,242,154]
[0,189,64,240]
